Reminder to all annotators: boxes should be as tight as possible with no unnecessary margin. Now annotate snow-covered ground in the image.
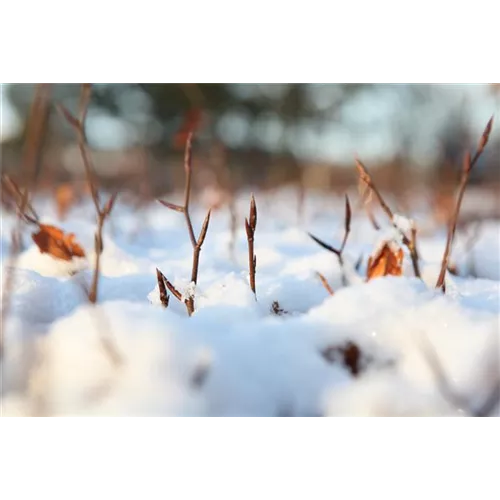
[1,187,499,416]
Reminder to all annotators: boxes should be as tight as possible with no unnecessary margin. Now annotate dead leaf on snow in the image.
[32,224,86,261]
[366,242,403,280]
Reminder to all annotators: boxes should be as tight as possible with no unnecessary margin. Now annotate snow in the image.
[1,188,499,416]
[392,213,415,239]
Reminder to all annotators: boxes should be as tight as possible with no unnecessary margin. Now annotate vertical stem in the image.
[248,236,256,295]
[89,214,104,303]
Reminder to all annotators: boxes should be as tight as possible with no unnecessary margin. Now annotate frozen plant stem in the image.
[436,117,494,292]
[57,85,118,304]
[156,268,170,308]
[316,272,334,296]
[308,194,351,286]
[56,84,122,368]
[355,159,421,278]
[158,132,211,316]
[245,194,257,296]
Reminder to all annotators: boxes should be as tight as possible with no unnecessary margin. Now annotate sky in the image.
[1,84,498,168]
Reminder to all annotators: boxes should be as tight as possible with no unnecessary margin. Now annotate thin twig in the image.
[316,272,334,295]
[57,84,122,368]
[1,175,40,225]
[308,194,352,286]
[156,268,170,308]
[164,278,183,302]
[447,222,482,278]
[355,159,421,278]
[245,194,257,296]
[358,178,381,230]
[157,132,212,316]
[57,86,118,304]
[436,117,494,292]
[2,175,35,213]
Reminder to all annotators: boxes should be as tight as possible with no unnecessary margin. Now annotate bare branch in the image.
[308,232,340,256]
[1,175,40,224]
[156,268,170,308]
[355,158,421,278]
[164,277,183,302]
[103,192,118,217]
[436,117,494,291]
[197,209,212,247]
[308,195,353,286]
[316,272,334,296]
[249,194,257,229]
[245,195,257,296]
[355,159,394,219]
[157,200,184,212]
[57,95,101,213]
[157,132,211,315]
[340,194,351,254]
[57,84,117,305]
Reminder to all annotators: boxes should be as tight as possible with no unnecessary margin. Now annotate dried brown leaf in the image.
[32,224,85,261]
[366,243,403,280]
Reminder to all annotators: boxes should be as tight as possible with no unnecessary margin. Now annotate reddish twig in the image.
[316,272,334,296]
[156,268,170,308]
[309,194,352,286]
[1,175,40,225]
[436,117,494,292]
[57,84,122,368]
[157,132,212,316]
[57,85,118,304]
[245,194,257,296]
[355,159,421,278]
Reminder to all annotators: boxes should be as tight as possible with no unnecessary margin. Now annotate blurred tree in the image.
[3,84,497,192]
[6,83,372,155]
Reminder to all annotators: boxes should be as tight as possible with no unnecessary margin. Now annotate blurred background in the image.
[1,83,499,202]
